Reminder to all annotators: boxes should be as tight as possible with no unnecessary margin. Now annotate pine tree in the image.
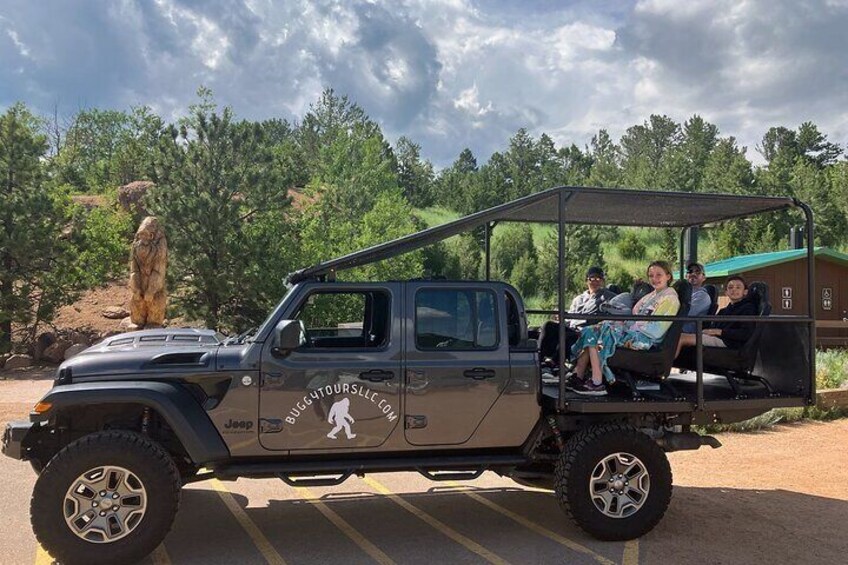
[147,99,293,331]
[0,104,77,351]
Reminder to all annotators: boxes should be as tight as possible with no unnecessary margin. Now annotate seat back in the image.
[736,281,771,369]
[704,284,719,315]
[655,279,692,375]
[607,284,622,295]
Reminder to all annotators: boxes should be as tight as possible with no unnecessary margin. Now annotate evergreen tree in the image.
[147,100,293,331]
[395,136,435,207]
[620,115,682,189]
[587,129,621,188]
[0,104,78,351]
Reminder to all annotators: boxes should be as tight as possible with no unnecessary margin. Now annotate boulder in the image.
[33,331,58,361]
[119,317,141,331]
[4,354,33,370]
[67,330,92,347]
[43,340,72,364]
[64,344,89,360]
[117,181,154,218]
[102,306,130,320]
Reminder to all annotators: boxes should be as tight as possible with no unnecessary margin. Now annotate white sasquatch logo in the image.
[326,398,356,440]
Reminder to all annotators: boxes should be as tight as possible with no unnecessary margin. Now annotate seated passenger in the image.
[570,261,680,396]
[675,275,755,356]
[682,262,711,334]
[538,266,617,365]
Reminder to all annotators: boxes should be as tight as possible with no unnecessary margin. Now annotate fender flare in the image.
[33,381,230,465]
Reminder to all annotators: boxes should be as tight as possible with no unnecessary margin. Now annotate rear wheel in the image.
[555,422,672,540]
[31,430,181,565]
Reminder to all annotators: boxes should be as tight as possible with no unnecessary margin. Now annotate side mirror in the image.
[274,320,305,355]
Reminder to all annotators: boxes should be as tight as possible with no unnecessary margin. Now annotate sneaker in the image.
[564,372,588,390]
[572,380,607,396]
[634,379,660,391]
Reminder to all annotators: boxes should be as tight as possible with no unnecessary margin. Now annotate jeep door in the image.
[404,283,511,446]
[258,283,402,451]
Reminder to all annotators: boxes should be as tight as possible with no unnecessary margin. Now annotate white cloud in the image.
[0,0,846,167]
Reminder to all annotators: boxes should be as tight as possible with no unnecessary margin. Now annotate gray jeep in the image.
[3,187,816,564]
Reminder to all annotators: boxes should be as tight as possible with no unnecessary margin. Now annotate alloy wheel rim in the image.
[589,452,650,519]
[63,466,147,543]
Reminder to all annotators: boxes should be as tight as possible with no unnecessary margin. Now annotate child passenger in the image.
[570,261,680,396]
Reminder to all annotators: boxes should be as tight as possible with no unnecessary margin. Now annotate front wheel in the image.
[31,430,181,565]
[555,423,672,541]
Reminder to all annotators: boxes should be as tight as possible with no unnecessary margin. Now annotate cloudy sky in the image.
[1,0,847,166]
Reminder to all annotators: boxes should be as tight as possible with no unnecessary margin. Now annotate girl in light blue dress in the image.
[570,261,680,396]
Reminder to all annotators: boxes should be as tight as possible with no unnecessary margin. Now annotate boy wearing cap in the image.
[538,266,617,364]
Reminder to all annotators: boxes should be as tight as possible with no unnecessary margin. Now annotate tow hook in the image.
[656,432,722,452]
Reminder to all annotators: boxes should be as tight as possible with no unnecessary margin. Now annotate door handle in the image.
[358,370,395,382]
[463,368,496,380]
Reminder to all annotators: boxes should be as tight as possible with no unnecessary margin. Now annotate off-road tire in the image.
[31,430,181,565]
[555,422,672,541]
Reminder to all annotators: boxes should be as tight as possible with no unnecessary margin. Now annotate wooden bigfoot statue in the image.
[129,216,168,328]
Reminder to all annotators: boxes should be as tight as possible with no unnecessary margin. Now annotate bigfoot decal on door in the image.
[326,398,356,439]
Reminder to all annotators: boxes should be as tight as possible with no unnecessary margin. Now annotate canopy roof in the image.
[705,247,848,277]
[289,186,799,283]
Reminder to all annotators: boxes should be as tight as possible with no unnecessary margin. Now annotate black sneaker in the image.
[572,380,607,396]
[564,372,585,391]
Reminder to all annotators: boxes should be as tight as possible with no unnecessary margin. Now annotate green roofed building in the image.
[704,247,848,347]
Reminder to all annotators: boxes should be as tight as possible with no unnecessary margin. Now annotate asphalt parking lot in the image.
[1,377,847,565]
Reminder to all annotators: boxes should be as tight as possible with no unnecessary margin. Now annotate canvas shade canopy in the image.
[288,186,800,283]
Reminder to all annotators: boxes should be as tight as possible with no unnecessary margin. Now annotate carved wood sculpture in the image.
[129,216,168,329]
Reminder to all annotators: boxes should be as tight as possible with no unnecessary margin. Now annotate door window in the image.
[415,289,498,350]
[294,291,390,348]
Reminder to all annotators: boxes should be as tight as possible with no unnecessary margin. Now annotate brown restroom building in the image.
[704,247,848,347]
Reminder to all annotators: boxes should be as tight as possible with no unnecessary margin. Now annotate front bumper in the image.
[2,421,34,460]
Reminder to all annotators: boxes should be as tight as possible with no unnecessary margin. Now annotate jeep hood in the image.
[58,328,228,379]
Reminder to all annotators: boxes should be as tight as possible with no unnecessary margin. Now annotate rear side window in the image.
[415,289,498,350]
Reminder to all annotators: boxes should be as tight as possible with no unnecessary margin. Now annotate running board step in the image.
[417,467,484,481]
[214,454,527,480]
[277,471,353,487]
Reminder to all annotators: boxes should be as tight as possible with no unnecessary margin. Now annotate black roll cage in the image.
[288,186,816,413]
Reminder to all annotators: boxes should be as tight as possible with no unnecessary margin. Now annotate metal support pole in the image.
[695,320,704,411]
[484,223,491,281]
[679,229,686,280]
[801,202,816,401]
[557,191,567,411]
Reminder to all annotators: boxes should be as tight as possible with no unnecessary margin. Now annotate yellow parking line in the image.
[297,487,396,565]
[211,479,287,565]
[622,539,639,565]
[34,545,51,565]
[151,542,173,564]
[363,477,510,565]
[445,482,616,565]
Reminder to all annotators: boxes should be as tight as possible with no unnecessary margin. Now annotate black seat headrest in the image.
[607,284,622,295]
[673,279,692,310]
[704,284,718,304]
[631,281,653,303]
[747,281,769,314]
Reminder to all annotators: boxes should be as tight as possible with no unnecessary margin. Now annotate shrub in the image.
[618,231,646,260]
[74,207,134,287]
[816,349,848,390]
[511,253,538,296]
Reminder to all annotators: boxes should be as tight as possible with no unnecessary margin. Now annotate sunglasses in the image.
[586,276,604,282]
